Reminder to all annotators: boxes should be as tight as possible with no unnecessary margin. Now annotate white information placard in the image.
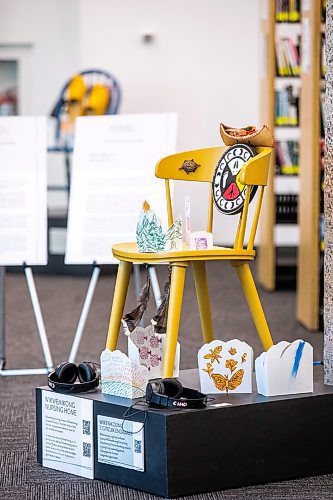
[97,415,144,472]
[0,116,47,265]
[42,390,94,479]
[65,113,177,264]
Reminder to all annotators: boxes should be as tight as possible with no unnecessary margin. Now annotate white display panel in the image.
[42,391,94,479]
[65,113,177,264]
[0,116,47,265]
[97,415,144,472]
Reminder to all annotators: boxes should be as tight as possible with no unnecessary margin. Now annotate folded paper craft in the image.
[189,231,213,251]
[185,196,191,245]
[122,273,180,379]
[164,216,182,252]
[100,349,148,399]
[198,339,253,394]
[125,323,180,379]
[136,201,165,252]
[255,339,313,397]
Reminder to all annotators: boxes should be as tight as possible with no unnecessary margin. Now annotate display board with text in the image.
[65,113,177,265]
[0,116,47,265]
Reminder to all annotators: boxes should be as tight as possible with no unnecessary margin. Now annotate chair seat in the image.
[112,242,255,263]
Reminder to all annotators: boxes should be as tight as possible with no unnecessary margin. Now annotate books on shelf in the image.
[320,213,324,252]
[322,0,326,23]
[320,138,325,213]
[275,0,301,22]
[275,37,301,76]
[275,86,299,126]
[276,140,299,175]
[321,34,326,78]
[275,194,298,224]
[320,91,326,134]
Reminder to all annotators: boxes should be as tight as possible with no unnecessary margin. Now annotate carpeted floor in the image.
[0,262,331,499]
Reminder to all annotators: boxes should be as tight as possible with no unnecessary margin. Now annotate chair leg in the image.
[192,261,214,344]
[162,262,187,378]
[232,261,273,351]
[106,260,132,351]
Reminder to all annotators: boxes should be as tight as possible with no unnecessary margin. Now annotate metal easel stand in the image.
[68,262,162,363]
[0,264,54,376]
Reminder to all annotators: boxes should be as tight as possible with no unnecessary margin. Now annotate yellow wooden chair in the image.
[105,146,273,378]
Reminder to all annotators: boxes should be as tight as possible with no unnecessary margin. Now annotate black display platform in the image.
[36,369,333,498]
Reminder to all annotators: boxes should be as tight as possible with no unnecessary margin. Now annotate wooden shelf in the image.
[296,1,323,330]
[258,0,301,290]
[257,0,276,290]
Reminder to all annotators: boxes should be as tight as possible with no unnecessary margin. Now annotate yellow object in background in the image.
[64,75,87,128]
[85,83,110,115]
[67,75,87,102]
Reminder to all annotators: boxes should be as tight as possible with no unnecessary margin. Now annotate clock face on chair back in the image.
[212,144,257,215]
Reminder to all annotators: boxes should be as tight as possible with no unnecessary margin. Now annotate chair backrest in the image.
[155,146,272,251]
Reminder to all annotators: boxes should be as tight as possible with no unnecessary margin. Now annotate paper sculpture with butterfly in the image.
[198,339,253,394]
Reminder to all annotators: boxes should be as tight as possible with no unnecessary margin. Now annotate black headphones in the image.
[146,378,207,409]
[48,362,100,394]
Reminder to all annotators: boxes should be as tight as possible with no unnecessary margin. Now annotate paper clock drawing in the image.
[125,322,180,379]
[136,201,165,252]
[100,349,149,399]
[198,339,253,394]
[255,340,313,397]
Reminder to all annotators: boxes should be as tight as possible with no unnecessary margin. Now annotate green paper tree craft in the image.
[136,201,166,252]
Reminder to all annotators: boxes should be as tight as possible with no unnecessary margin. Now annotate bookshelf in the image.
[296,0,325,330]
[258,0,301,290]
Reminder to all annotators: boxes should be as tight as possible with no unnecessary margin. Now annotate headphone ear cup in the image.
[78,362,96,383]
[146,379,165,402]
[55,362,78,384]
[160,378,183,399]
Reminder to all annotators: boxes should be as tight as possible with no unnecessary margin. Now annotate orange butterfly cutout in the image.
[204,345,222,364]
[211,369,244,393]
[229,347,237,355]
[241,353,247,363]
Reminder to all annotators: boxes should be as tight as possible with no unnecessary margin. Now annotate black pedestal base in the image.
[36,369,333,498]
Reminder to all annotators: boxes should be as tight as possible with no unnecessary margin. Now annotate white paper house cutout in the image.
[125,323,180,379]
[198,339,253,394]
[255,339,313,397]
[189,231,213,251]
[100,349,149,399]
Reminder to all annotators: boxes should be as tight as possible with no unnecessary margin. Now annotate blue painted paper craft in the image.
[255,339,313,396]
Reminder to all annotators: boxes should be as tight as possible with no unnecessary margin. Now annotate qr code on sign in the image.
[82,420,91,435]
[134,440,142,454]
[83,442,91,458]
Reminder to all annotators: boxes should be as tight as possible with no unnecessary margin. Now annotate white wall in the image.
[0,0,81,209]
[0,0,80,115]
[79,0,261,243]
[0,0,262,243]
